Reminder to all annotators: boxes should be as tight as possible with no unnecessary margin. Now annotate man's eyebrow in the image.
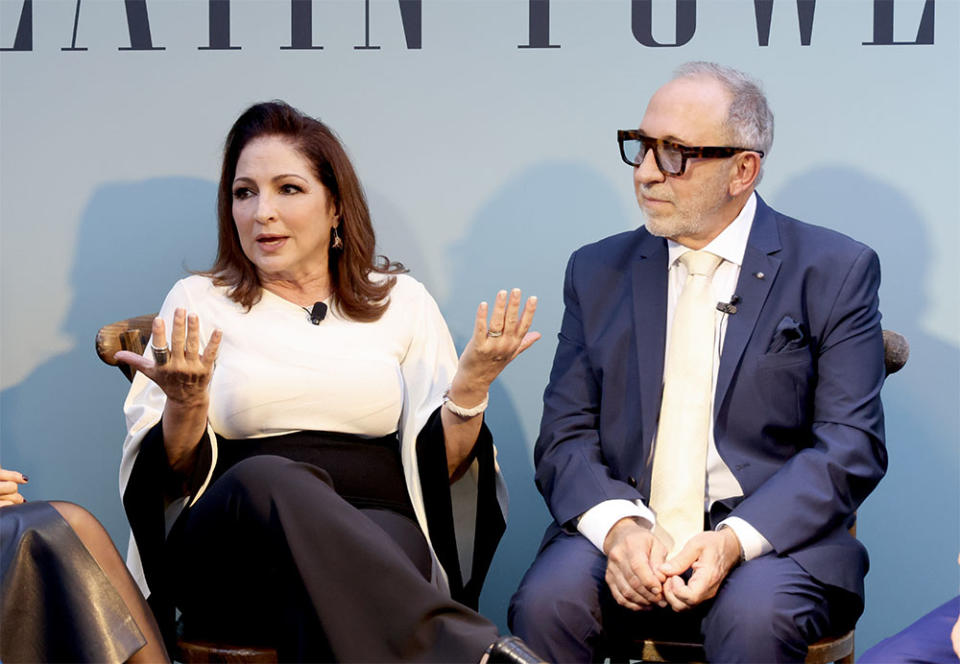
[635,130,690,145]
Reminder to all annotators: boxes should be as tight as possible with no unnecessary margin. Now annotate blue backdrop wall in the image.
[2,0,957,655]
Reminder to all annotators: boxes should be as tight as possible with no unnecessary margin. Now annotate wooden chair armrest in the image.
[95,313,157,381]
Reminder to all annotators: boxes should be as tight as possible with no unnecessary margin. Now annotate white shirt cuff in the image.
[577,499,656,552]
[717,516,773,561]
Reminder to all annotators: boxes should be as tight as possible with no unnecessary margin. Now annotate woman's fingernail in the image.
[21,475,29,482]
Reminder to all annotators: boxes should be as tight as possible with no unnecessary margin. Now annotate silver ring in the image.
[150,344,170,366]
[487,330,503,338]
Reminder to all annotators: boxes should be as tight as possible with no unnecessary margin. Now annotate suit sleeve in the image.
[534,251,646,529]
[729,246,887,554]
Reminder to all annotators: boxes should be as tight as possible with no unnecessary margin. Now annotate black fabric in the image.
[361,507,434,582]
[213,430,415,518]
[165,456,498,662]
[0,502,146,663]
[415,407,505,609]
[125,418,507,656]
[122,421,183,648]
[123,425,415,649]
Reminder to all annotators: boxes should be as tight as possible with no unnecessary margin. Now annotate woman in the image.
[115,101,543,662]
[0,466,169,662]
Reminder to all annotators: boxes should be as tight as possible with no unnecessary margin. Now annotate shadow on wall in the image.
[771,167,960,654]
[440,161,633,632]
[0,178,218,546]
[0,162,634,632]
[366,191,437,290]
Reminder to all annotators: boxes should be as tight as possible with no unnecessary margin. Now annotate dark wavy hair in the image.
[203,100,404,320]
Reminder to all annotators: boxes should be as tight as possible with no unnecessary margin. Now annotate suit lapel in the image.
[631,232,669,450]
[715,196,782,416]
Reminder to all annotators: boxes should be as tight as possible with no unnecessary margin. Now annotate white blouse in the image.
[119,273,504,596]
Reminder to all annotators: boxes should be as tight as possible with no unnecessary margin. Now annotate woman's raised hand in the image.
[114,308,222,406]
[457,289,540,390]
[0,466,28,507]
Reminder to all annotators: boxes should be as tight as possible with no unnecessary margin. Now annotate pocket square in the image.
[768,315,807,353]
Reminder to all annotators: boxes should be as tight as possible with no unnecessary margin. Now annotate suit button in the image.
[627,476,638,487]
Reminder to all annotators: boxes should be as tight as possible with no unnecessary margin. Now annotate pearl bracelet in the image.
[442,389,489,418]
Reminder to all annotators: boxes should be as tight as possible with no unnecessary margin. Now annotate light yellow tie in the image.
[649,250,723,557]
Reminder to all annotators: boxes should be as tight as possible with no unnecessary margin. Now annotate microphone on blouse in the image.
[309,302,327,325]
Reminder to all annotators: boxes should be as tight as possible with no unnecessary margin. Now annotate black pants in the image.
[165,455,499,662]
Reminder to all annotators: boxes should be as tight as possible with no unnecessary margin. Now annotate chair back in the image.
[882,330,909,377]
[95,314,157,381]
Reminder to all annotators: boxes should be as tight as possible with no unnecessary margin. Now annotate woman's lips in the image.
[256,235,288,251]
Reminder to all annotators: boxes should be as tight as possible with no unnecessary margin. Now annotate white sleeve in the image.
[119,279,218,500]
[395,278,507,588]
[718,516,774,561]
[396,280,458,556]
[118,279,218,594]
[577,499,656,552]
[396,279,460,471]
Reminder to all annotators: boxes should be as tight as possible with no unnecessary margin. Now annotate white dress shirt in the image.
[578,193,773,560]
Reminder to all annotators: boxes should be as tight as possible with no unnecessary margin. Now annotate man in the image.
[509,62,887,662]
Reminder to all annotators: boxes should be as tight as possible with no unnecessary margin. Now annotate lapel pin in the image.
[754,271,765,279]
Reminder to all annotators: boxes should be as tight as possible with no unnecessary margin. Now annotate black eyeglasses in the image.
[617,129,764,176]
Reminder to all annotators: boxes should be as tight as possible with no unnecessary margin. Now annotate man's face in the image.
[634,75,738,247]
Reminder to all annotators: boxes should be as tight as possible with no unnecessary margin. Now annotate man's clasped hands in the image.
[603,517,742,612]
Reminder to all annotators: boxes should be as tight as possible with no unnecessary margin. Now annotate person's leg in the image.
[859,596,959,664]
[49,501,169,664]
[509,531,610,662]
[167,455,500,663]
[360,507,433,581]
[701,554,849,663]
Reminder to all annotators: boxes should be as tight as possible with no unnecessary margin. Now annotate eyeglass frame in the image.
[617,129,764,176]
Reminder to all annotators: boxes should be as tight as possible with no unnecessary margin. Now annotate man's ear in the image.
[728,152,762,197]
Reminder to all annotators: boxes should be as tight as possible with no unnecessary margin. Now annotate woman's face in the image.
[232,135,337,285]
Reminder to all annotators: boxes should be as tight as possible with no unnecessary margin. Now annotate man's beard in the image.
[638,171,731,241]
[642,206,710,240]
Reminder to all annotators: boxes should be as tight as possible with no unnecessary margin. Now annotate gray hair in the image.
[673,61,774,182]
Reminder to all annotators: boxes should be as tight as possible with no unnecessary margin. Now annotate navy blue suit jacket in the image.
[534,195,887,605]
